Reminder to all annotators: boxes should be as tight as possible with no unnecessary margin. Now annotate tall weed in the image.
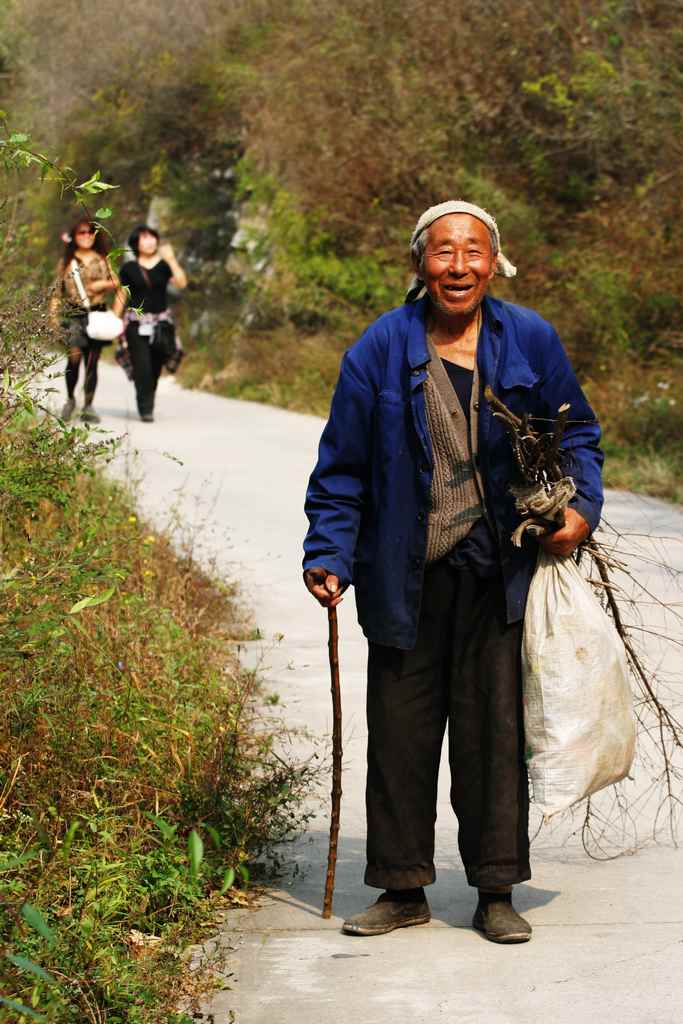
[0,322,313,1020]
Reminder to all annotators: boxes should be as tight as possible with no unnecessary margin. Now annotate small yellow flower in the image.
[143,535,156,545]
[128,515,137,524]
[143,569,154,578]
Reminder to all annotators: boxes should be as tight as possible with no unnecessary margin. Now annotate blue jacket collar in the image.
[405,294,536,387]
[482,294,504,335]
[406,293,503,370]
[406,298,430,369]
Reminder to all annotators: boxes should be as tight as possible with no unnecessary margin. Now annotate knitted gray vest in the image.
[423,335,484,563]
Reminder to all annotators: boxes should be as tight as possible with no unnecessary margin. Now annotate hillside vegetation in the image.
[0,339,312,1020]
[0,125,311,1022]
[4,0,683,499]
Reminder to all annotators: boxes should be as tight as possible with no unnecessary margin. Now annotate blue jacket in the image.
[303,295,603,649]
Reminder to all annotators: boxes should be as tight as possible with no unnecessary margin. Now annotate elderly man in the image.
[302,201,603,943]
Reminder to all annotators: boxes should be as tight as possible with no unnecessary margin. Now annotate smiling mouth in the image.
[442,283,474,296]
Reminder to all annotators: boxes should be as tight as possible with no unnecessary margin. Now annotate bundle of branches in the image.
[486,386,683,857]
[484,385,577,546]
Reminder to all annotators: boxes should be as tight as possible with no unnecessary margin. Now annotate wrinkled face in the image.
[74,223,96,250]
[418,213,497,318]
[138,230,159,256]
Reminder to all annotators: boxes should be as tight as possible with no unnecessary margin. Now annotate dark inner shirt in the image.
[440,358,500,578]
[119,259,173,314]
[442,358,474,424]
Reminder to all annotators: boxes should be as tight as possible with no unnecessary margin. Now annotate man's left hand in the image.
[538,507,590,557]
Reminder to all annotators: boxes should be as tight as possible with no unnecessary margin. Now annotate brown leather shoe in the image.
[472,900,532,943]
[343,893,431,936]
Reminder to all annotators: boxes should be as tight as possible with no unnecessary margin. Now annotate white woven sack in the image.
[523,549,636,819]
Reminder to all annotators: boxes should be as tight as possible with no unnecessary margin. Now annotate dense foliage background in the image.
[3,0,682,496]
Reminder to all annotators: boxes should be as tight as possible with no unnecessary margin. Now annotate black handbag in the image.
[152,320,177,360]
[164,345,184,374]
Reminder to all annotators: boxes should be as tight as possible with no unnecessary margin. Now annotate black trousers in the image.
[126,324,166,416]
[365,560,530,890]
[66,337,103,397]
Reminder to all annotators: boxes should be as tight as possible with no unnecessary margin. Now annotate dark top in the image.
[441,357,500,578]
[119,259,173,314]
[442,358,474,424]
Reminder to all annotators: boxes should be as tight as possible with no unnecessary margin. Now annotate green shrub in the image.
[0,291,312,1020]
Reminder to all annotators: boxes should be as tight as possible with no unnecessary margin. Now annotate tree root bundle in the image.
[484,385,576,545]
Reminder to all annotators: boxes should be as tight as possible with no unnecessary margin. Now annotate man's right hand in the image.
[303,567,345,608]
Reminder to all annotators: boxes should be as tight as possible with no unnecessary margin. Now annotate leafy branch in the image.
[0,114,118,206]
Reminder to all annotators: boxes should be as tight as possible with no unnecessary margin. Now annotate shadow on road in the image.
[256,832,561,929]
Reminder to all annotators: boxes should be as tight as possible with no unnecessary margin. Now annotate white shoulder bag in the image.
[70,260,124,342]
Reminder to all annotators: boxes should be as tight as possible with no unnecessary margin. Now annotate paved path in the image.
[79,365,683,1023]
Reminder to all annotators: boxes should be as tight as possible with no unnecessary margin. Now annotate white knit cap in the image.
[406,200,517,302]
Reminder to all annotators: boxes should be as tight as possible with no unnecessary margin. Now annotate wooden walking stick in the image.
[322,604,343,918]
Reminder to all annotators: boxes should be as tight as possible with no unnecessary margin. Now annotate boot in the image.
[342,890,430,936]
[472,892,532,944]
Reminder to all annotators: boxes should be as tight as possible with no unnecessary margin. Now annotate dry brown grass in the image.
[0,432,312,1021]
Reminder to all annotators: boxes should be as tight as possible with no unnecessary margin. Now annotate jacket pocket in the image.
[496,366,541,420]
[375,391,409,464]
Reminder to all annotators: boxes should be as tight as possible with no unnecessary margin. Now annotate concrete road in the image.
[71,364,683,1024]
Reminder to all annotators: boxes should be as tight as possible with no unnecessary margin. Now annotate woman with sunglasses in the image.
[50,218,121,422]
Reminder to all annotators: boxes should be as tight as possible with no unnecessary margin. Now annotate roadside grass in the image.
[178,318,351,418]
[0,408,314,1022]
[602,445,683,506]
[586,362,683,507]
